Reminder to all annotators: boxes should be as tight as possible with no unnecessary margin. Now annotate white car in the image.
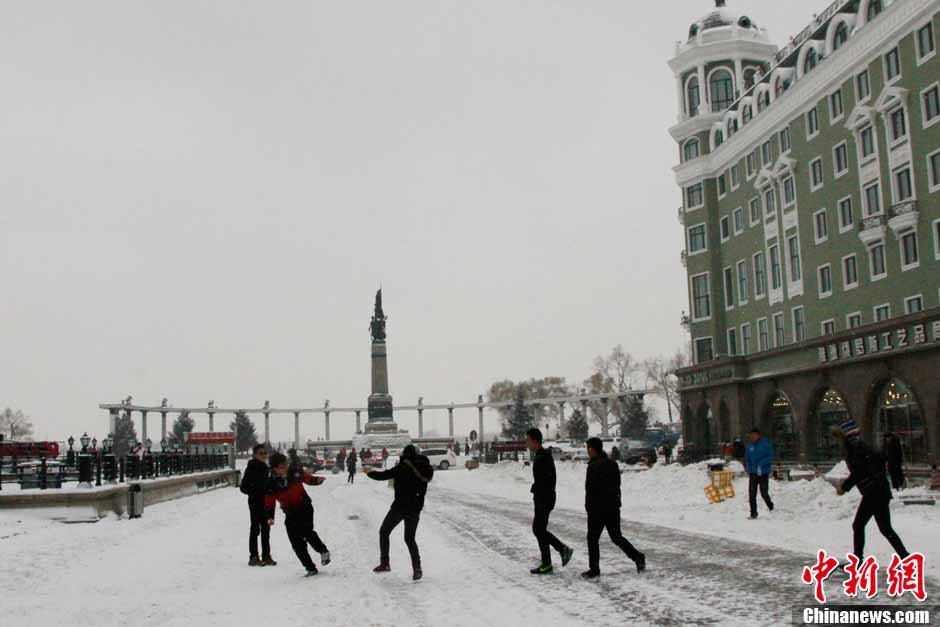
[421,448,457,470]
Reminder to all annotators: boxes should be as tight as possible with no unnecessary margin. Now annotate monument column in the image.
[355,410,361,434]
[448,406,454,439]
[263,401,270,445]
[208,412,214,431]
[160,412,167,443]
[580,397,589,432]
[601,397,609,438]
[417,398,424,438]
[477,395,484,450]
[557,402,566,438]
[293,412,300,449]
[324,401,331,441]
[141,411,148,444]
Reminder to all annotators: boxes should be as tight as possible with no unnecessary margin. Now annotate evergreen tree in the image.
[620,395,649,440]
[566,409,589,443]
[168,411,195,447]
[502,394,536,440]
[112,413,138,458]
[230,411,258,453]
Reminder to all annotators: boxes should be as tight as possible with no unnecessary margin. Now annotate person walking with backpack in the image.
[367,444,434,580]
[745,428,775,519]
[526,428,574,575]
[240,444,276,567]
[581,438,645,579]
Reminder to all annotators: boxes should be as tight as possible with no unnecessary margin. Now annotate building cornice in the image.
[672,0,937,187]
[669,112,722,143]
[668,39,777,74]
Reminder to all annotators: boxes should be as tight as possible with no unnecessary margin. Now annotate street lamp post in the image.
[78,433,93,488]
[67,435,76,467]
[104,434,116,483]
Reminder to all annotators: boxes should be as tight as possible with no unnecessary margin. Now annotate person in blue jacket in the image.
[745,427,775,519]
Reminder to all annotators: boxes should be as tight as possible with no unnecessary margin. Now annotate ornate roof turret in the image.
[688,0,760,40]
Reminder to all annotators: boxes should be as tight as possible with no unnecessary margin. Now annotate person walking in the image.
[745,428,775,519]
[367,444,434,581]
[264,452,331,577]
[240,444,276,566]
[662,442,672,465]
[347,448,358,484]
[381,447,390,469]
[526,428,574,575]
[582,438,645,579]
[883,433,905,491]
[833,419,910,561]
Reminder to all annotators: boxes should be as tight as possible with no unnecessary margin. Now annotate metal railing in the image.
[858,214,886,231]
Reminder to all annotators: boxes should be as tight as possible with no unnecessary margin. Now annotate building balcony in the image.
[887,200,918,236]
[678,207,684,225]
[857,214,886,246]
[681,250,688,268]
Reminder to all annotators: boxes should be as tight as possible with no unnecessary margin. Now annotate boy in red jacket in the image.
[265,452,332,577]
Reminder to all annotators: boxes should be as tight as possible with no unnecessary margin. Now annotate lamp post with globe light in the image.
[77,433,93,488]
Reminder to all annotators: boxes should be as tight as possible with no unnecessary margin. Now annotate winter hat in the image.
[834,417,861,440]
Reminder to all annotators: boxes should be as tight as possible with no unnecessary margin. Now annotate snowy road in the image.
[2,469,937,627]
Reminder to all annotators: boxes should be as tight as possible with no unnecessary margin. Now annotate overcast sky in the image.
[1,1,818,443]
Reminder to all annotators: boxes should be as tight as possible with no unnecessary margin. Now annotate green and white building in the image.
[672,0,940,466]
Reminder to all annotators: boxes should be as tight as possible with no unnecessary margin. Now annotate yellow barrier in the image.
[704,470,736,504]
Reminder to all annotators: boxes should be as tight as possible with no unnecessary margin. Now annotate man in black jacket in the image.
[833,419,910,561]
[883,433,905,491]
[582,438,645,579]
[240,444,276,566]
[367,444,434,580]
[526,428,573,575]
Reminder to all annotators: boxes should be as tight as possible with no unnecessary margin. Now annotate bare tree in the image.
[644,348,690,424]
[0,407,35,440]
[592,345,640,392]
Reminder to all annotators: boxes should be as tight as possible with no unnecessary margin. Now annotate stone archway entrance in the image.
[766,392,799,462]
[811,388,849,463]
[874,379,928,465]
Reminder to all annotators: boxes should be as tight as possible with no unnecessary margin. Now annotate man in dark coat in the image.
[240,444,275,566]
[347,448,358,483]
[834,419,910,561]
[367,444,434,580]
[526,428,573,575]
[582,438,645,579]
[883,433,905,491]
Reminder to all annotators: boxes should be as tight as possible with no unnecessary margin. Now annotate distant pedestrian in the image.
[732,438,745,461]
[745,428,774,519]
[347,448,358,483]
[381,447,389,468]
[610,446,622,463]
[454,441,461,456]
[883,433,904,491]
[264,452,331,577]
[662,442,672,465]
[240,444,276,567]
[335,448,346,473]
[526,428,573,575]
[833,419,910,561]
[582,438,645,579]
[367,445,434,580]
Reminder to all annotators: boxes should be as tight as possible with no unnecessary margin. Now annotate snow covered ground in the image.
[1,460,938,627]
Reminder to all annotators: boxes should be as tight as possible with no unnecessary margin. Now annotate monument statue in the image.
[369,289,387,343]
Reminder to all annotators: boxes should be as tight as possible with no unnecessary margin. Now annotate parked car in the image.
[622,446,657,466]
[571,449,590,463]
[421,448,457,470]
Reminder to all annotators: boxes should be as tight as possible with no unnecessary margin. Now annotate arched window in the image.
[867,0,883,22]
[774,76,790,98]
[744,68,758,91]
[875,379,928,465]
[714,128,724,148]
[742,104,753,124]
[804,48,818,75]
[683,138,701,161]
[710,69,735,112]
[757,89,770,112]
[687,77,701,117]
[833,22,849,51]
[726,117,737,137]
[767,392,799,461]
[815,389,848,461]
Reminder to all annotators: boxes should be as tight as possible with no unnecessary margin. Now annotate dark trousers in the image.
[748,473,773,516]
[285,505,329,571]
[249,505,271,558]
[379,505,421,567]
[889,468,905,491]
[348,469,355,483]
[853,495,909,560]
[587,508,641,571]
[532,505,566,564]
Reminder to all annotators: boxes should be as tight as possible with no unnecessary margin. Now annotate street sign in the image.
[185,432,235,445]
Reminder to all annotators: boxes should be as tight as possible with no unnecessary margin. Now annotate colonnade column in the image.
[355,410,361,434]
[325,411,331,441]
[264,413,270,445]
[141,410,148,444]
[600,397,609,438]
[697,64,709,112]
[417,398,424,438]
[294,412,300,450]
[477,395,485,452]
[448,406,454,439]
[160,411,168,445]
[557,402,566,439]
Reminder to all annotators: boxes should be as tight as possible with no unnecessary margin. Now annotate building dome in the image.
[688,1,758,40]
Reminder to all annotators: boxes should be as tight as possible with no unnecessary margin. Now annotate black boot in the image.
[248,555,262,567]
[635,552,646,573]
[581,569,600,579]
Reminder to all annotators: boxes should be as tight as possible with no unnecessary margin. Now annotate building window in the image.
[804,48,818,75]
[683,138,700,161]
[687,76,701,117]
[833,23,849,51]
[749,197,761,225]
[905,295,924,314]
[923,85,940,126]
[856,70,871,103]
[688,224,707,253]
[717,173,727,197]
[894,167,913,202]
[889,108,908,143]
[780,127,792,152]
[720,216,731,241]
[695,337,714,363]
[723,267,735,310]
[814,209,829,243]
[710,70,734,112]
[691,273,711,320]
[686,183,704,208]
[818,264,833,298]
[859,125,875,160]
[930,150,940,191]
[874,303,890,322]
[869,240,887,279]
[810,158,824,191]
[742,104,753,125]
[843,254,859,289]
[754,252,767,298]
[730,164,741,189]
[838,196,854,232]
[900,230,919,270]
[773,312,785,347]
[830,89,844,122]
[761,140,773,166]
[741,324,752,356]
[733,207,744,234]
[737,260,749,305]
[863,182,881,216]
[727,328,738,357]
[867,0,883,22]
[764,188,776,218]
[833,142,849,177]
[822,320,836,336]
[935,219,940,260]
[746,152,757,178]
[758,318,770,352]
[806,108,819,139]
[847,312,862,329]
[769,245,782,290]
[884,47,901,83]
[917,22,935,62]
[787,235,802,282]
[782,176,796,207]
[792,307,806,342]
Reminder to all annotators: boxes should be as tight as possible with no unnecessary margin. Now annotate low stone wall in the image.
[0,469,240,521]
